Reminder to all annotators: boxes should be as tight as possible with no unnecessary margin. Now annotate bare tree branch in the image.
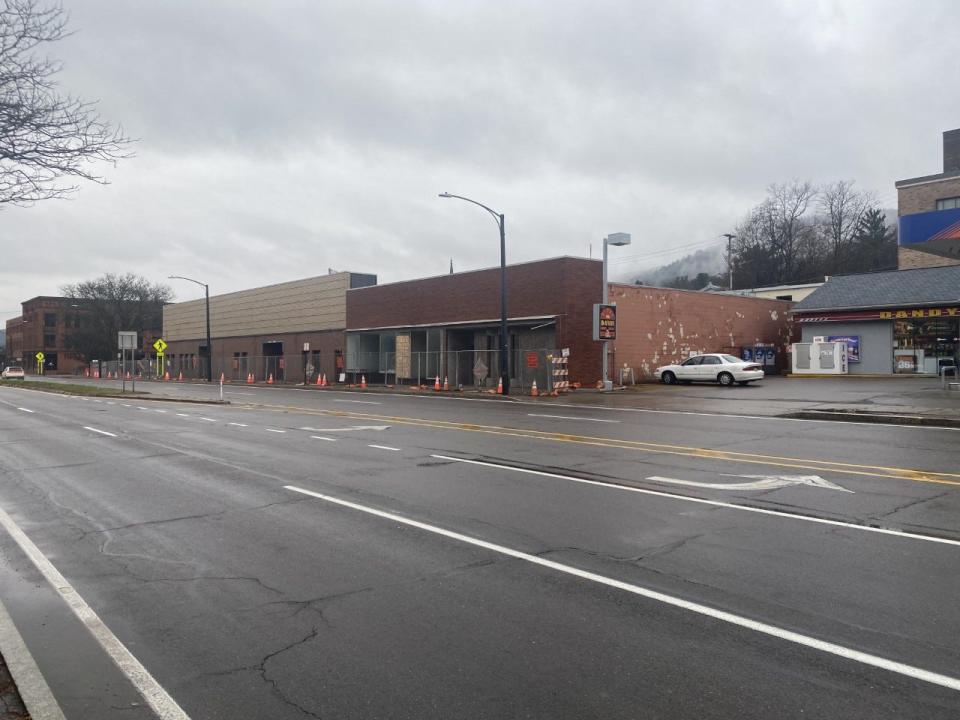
[0,0,133,206]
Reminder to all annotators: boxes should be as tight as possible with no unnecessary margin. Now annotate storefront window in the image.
[893,318,959,374]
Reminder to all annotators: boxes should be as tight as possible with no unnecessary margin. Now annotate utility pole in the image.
[722,233,736,290]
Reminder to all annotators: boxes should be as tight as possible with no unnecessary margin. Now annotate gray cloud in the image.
[2,0,957,323]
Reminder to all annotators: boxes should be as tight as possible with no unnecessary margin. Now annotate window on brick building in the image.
[44,312,57,327]
[44,334,56,347]
[936,197,960,210]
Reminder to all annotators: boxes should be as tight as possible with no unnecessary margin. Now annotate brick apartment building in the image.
[896,128,960,270]
[6,296,89,374]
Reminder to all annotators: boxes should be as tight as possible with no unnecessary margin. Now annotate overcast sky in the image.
[2,0,958,322]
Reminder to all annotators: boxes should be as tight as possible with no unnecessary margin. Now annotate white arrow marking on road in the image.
[645,474,852,493]
[298,425,390,432]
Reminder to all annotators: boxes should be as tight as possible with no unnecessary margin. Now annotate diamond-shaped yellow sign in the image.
[35,351,44,362]
[153,338,168,353]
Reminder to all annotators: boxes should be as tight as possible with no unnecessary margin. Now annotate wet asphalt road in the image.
[0,381,958,719]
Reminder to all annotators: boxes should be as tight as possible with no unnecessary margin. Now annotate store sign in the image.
[593,304,617,341]
[827,335,861,362]
[797,306,960,323]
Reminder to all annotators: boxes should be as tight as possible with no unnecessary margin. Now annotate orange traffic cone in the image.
[267,373,274,385]
[84,368,89,378]
[530,379,539,397]
[246,373,254,384]
[163,371,170,381]
[220,372,225,383]
[316,373,323,386]
[177,371,183,382]
[322,373,328,387]
[125,371,132,380]
[360,375,367,389]
[443,376,449,391]
[496,376,503,394]
[434,375,441,391]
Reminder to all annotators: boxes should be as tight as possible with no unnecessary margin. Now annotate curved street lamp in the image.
[438,192,510,395]
[168,275,212,382]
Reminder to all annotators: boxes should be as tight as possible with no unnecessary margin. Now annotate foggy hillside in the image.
[623,245,726,287]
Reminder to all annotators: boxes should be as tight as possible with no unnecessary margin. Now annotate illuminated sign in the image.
[593,304,617,341]
[797,307,959,322]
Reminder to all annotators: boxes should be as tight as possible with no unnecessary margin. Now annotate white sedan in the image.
[656,353,764,387]
[2,366,25,379]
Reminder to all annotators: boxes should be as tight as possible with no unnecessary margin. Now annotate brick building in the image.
[896,128,960,270]
[607,284,794,380]
[5,297,88,374]
[346,257,603,388]
[163,271,376,382]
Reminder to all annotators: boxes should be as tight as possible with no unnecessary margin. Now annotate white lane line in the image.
[122,404,132,407]
[199,417,216,422]
[430,455,960,548]
[310,436,337,442]
[137,406,149,410]
[175,413,191,418]
[284,484,960,692]
[154,409,167,414]
[83,426,117,437]
[333,399,381,405]
[228,422,248,427]
[0,597,66,720]
[106,401,115,406]
[368,444,400,452]
[16,408,33,413]
[528,413,620,424]
[0,506,192,719]
[265,428,287,433]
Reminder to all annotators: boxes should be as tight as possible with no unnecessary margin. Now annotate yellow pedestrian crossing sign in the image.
[35,352,44,362]
[153,338,168,354]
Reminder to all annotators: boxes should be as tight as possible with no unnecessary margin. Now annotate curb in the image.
[0,599,66,720]
[782,409,960,428]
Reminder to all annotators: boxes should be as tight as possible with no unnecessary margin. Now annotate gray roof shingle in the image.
[792,265,960,312]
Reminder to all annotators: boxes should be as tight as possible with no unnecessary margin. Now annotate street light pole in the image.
[168,275,213,382]
[602,233,631,388]
[722,233,736,291]
[439,192,510,395]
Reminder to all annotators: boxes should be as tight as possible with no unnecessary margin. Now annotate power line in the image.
[607,238,726,265]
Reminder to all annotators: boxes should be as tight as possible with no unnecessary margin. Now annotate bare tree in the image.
[0,0,132,205]
[819,180,873,272]
[61,273,172,361]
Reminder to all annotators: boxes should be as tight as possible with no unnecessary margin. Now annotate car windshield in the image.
[721,355,742,363]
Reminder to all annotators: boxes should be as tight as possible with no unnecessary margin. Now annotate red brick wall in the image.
[608,284,794,380]
[348,257,604,385]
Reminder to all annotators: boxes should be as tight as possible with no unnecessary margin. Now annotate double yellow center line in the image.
[260,404,960,487]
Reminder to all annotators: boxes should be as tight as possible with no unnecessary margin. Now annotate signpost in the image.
[593,304,617,390]
[153,338,168,378]
[35,351,44,375]
[119,332,137,393]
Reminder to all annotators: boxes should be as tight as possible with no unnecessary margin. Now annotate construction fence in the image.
[86,348,576,393]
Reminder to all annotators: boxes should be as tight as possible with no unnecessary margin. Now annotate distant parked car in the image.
[2,366,25,380]
[656,354,763,387]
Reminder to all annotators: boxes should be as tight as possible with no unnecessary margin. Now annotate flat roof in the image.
[895,168,960,188]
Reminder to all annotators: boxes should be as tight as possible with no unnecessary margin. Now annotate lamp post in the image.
[602,232,631,388]
[168,275,212,382]
[722,233,736,290]
[438,192,510,395]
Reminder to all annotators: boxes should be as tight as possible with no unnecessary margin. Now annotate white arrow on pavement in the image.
[298,425,390,432]
[645,474,852,493]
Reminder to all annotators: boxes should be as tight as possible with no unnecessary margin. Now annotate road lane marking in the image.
[646,474,852,493]
[199,417,216,422]
[265,428,287,433]
[0,597,66,719]
[311,436,337,442]
[333,399,381,405]
[154,409,167,413]
[0,506,192,720]
[228,422,248,427]
[283,485,960,692]
[528,413,620,423]
[122,404,131,407]
[430,455,959,547]
[368,444,400,451]
[299,409,960,486]
[176,413,191,418]
[298,425,390,432]
[83,426,117,437]
[106,401,115,405]
[16,408,33,413]
[137,406,149,410]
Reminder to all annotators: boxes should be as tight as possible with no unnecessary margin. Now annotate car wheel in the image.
[718,372,734,387]
[662,371,677,385]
